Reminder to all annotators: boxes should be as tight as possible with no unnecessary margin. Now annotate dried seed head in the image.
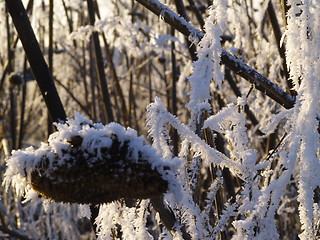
[29,123,169,204]
[5,113,173,205]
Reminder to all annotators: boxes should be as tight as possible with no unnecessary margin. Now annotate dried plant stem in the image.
[87,0,114,123]
[47,0,54,137]
[18,58,27,149]
[94,0,129,125]
[9,88,16,150]
[104,39,129,125]
[6,6,13,74]
[171,27,178,156]
[89,40,97,121]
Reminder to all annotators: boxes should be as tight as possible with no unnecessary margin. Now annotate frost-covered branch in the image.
[135,0,295,109]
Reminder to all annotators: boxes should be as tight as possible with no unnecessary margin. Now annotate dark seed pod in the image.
[157,55,166,64]
[29,129,169,205]
[8,73,23,87]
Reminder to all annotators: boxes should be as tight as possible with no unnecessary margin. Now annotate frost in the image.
[187,0,227,117]
[284,1,320,238]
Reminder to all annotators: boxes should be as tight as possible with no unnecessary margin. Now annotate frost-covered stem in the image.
[5,0,67,123]
[150,197,192,240]
[87,0,114,123]
[135,0,295,109]
[205,124,227,239]
[220,51,295,109]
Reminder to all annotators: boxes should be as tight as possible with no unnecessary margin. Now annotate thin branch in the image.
[135,0,295,109]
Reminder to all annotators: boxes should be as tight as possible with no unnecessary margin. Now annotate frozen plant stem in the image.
[151,197,192,240]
